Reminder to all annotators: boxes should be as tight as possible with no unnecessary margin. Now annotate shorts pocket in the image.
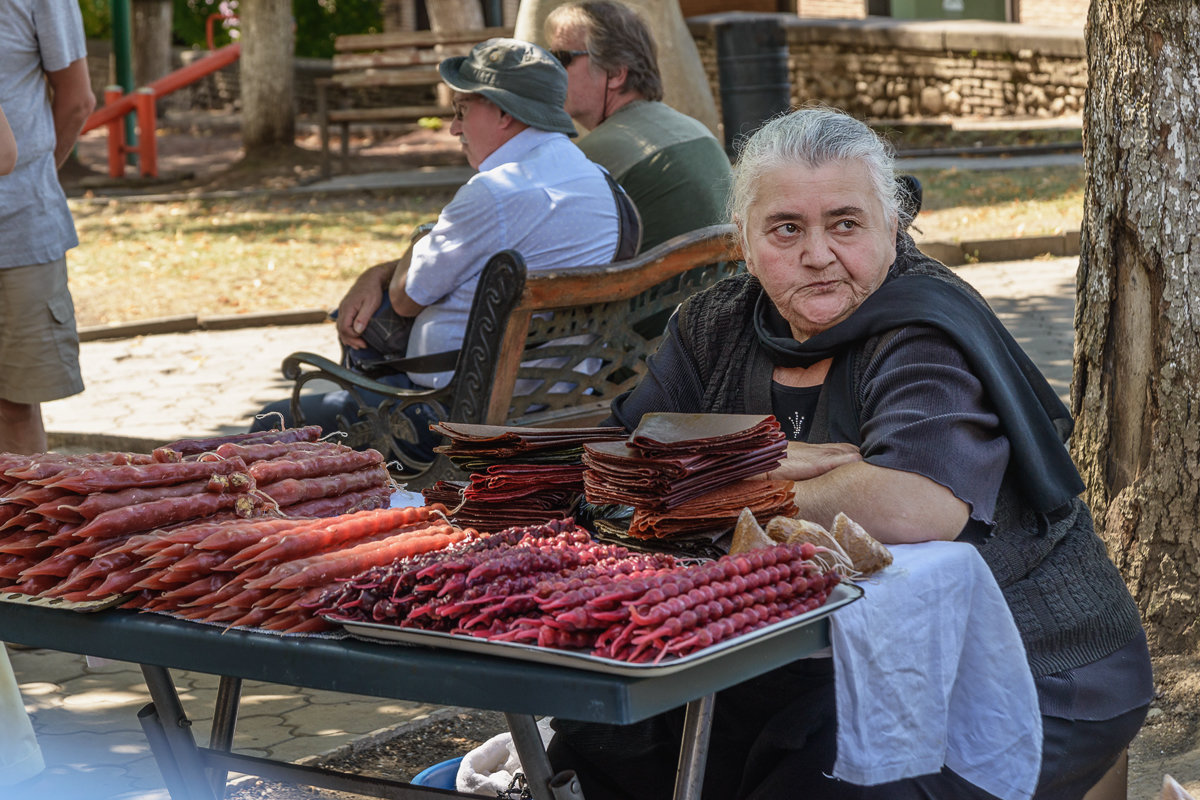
[48,290,76,326]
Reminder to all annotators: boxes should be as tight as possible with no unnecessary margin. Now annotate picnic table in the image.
[0,586,852,800]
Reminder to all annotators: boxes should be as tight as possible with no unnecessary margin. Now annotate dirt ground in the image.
[67,115,1200,799]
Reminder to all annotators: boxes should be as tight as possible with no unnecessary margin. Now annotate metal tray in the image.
[329,581,861,677]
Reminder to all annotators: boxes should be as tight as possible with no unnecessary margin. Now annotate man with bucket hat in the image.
[253,38,637,459]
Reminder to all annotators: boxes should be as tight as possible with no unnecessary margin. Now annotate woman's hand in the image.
[763,441,862,481]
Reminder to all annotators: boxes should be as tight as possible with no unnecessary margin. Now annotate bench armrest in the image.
[281,351,460,483]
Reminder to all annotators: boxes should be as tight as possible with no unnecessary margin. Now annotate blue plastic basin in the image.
[411,756,463,789]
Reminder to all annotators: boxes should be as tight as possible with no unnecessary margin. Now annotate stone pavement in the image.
[14,255,1079,799]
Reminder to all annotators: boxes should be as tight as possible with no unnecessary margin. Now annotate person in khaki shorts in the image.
[0,101,47,787]
[0,0,95,456]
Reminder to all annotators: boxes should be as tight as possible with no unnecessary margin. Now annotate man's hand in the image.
[335,261,394,349]
[763,441,863,481]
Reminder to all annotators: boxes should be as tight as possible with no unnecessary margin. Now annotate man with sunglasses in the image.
[546,1,731,252]
[254,38,634,459]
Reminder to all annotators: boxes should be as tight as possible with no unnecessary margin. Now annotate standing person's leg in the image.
[0,257,83,455]
[0,399,45,454]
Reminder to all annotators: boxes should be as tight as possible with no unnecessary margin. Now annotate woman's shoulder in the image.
[680,271,758,317]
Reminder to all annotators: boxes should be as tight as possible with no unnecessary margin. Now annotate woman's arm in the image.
[782,459,969,543]
[781,325,1006,543]
[0,105,16,175]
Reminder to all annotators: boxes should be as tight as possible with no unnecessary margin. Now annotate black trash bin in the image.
[715,16,792,158]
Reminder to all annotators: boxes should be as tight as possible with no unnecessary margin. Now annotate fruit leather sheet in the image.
[626,479,797,540]
[432,422,627,468]
[628,413,786,456]
[443,463,586,533]
[582,440,788,511]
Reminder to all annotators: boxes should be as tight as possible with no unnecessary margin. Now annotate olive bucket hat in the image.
[439,38,578,136]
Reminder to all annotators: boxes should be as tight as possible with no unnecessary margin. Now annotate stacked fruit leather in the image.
[422,423,627,532]
[583,413,797,543]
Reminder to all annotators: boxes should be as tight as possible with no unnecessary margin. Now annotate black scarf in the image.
[753,273,1083,513]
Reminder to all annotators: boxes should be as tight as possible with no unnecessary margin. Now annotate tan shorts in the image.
[0,257,84,404]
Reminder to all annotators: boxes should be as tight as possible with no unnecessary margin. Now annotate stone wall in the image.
[688,15,1085,124]
[795,0,862,18]
[1014,0,1087,28]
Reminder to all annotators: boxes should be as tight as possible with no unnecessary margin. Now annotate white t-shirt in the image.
[404,127,620,388]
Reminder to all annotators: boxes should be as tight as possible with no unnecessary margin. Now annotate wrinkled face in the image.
[449,93,506,169]
[741,159,898,341]
[547,22,606,130]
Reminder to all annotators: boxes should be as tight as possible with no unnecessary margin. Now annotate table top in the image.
[0,596,838,725]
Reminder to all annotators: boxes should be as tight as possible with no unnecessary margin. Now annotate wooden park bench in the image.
[280,224,743,489]
[317,26,512,177]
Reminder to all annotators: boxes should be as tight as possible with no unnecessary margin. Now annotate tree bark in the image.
[132,0,173,87]
[513,0,720,136]
[1073,0,1200,652]
[426,0,487,32]
[240,0,295,151]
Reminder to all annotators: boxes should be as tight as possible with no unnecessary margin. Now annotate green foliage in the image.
[171,0,383,57]
[79,0,111,37]
[293,0,383,59]
[81,0,382,57]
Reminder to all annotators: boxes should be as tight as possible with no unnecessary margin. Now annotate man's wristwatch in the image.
[410,222,436,242]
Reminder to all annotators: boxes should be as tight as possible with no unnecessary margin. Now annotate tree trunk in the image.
[1073,1,1200,653]
[426,1,488,108]
[240,0,295,151]
[513,0,720,136]
[131,0,173,87]
[426,0,487,31]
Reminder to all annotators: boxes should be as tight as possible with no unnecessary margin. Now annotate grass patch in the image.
[906,164,1083,244]
[69,192,453,328]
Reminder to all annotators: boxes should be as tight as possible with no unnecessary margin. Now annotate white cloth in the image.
[831,540,1042,799]
[0,646,43,785]
[404,127,620,388]
[456,717,554,796]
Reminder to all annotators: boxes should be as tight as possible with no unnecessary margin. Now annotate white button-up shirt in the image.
[404,127,620,388]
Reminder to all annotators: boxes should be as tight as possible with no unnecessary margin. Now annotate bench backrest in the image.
[330,28,513,78]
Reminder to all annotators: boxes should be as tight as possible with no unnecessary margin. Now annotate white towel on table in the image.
[831,540,1042,799]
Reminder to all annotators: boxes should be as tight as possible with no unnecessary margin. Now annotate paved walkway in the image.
[13,254,1079,799]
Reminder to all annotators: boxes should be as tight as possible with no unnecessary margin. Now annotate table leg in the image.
[672,694,715,800]
[504,713,586,800]
[138,702,193,800]
[208,676,242,799]
[141,664,220,800]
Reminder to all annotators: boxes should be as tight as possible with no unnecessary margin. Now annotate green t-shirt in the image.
[578,101,732,252]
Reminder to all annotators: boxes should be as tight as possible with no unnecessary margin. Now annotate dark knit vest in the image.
[674,240,1144,678]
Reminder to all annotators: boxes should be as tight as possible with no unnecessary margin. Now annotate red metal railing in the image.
[83,14,240,178]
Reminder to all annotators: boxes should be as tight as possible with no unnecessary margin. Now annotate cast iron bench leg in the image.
[673,694,715,800]
[140,664,219,800]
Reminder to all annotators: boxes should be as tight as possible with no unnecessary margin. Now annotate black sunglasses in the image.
[550,49,588,68]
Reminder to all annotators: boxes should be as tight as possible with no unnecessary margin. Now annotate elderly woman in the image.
[547,108,1153,799]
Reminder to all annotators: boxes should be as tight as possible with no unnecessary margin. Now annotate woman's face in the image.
[741,159,898,341]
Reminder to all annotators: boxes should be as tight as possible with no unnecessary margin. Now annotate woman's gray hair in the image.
[728,107,908,233]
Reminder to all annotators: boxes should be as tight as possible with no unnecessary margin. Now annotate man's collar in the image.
[478,127,563,172]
